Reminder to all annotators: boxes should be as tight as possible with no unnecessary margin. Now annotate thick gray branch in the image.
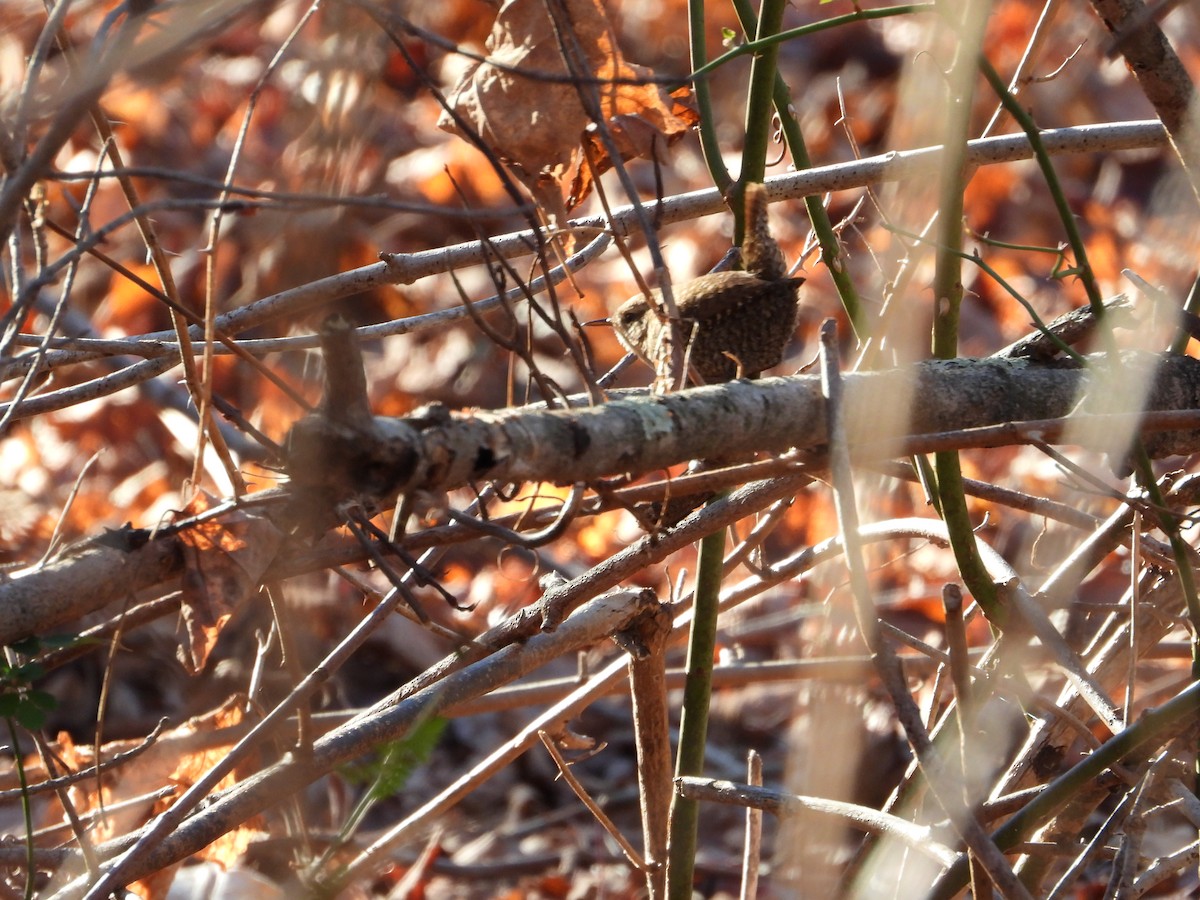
[5,352,1200,647]
[285,353,1200,509]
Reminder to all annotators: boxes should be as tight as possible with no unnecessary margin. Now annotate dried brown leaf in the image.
[568,86,698,208]
[439,0,694,213]
[174,493,283,673]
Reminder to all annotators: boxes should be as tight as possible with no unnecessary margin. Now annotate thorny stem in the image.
[931,2,1003,624]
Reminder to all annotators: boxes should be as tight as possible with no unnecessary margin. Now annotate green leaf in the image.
[342,717,446,800]
[29,691,57,712]
[14,702,46,731]
[9,637,41,656]
[14,663,44,682]
[372,721,445,800]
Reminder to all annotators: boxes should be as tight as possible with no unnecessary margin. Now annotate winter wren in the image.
[611,183,804,383]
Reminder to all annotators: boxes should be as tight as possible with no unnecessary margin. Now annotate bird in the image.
[610,182,804,383]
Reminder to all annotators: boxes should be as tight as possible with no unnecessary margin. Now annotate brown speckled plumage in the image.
[611,183,803,382]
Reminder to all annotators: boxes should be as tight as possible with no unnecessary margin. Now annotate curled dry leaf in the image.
[175,492,282,674]
[569,86,698,209]
[439,0,695,217]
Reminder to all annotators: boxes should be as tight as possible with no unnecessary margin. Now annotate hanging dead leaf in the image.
[568,86,698,209]
[439,0,695,219]
[174,492,283,674]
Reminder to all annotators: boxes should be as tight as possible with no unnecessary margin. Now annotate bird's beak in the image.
[581,316,612,328]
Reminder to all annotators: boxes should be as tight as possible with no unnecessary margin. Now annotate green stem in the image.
[668,9,790,893]
[723,0,787,245]
[6,718,34,900]
[689,5,936,83]
[978,27,1200,664]
[931,2,1000,622]
[689,0,731,193]
[665,525,725,899]
[883,222,1085,361]
[977,57,1105,314]
[737,0,787,194]
[929,677,1200,899]
[1132,454,1200,673]
[727,0,870,337]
